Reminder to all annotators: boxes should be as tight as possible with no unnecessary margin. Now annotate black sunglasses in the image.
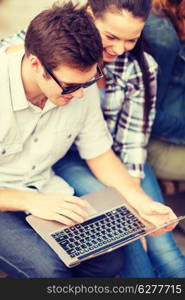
[44,65,104,95]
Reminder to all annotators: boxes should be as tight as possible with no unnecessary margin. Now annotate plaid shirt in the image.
[102,52,158,178]
[1,31,157,178]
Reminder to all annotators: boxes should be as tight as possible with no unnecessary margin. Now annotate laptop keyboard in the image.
[51,206,146,258]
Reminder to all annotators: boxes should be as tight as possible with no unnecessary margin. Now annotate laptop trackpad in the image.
[83,199,97,217]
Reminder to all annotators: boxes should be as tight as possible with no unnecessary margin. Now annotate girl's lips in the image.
[103,49,118,60]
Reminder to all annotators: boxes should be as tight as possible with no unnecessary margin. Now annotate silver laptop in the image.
[26,187,185,268]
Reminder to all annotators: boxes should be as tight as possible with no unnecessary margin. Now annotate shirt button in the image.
[1,149,6,155]
[33,138,38,142]
[32,165,36,170]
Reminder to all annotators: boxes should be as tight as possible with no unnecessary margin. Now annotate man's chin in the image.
[57,96,73,106]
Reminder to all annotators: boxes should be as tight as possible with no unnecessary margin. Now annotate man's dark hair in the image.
[25,1,103,71]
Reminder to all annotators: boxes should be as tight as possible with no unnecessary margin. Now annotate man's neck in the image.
[26,94,47,109]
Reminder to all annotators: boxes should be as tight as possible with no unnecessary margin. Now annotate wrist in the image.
[131,176,141,186]
[22,192,44,213]
[119,184,152,207]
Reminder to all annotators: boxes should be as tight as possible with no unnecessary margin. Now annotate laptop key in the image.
[51,205,146,258]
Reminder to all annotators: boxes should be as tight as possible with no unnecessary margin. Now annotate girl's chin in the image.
[103,51,118,62]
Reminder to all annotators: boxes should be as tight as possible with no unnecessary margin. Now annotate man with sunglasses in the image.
[0,2,124,278]
[0,2,133,278]
[44,64,104,96]
[0,2,177,278]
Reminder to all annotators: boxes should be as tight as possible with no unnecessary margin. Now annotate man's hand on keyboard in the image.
[26,193,90,225]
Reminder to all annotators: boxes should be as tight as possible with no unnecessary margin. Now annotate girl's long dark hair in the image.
[87,0,153,132]
[130,33,153,133]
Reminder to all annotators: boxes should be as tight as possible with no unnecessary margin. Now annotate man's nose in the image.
[71,87,84,99]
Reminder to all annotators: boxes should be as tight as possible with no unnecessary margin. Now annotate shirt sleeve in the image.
[75,84,113,159]
[113,53,157,178]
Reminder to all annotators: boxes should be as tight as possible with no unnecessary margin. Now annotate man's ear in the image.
[29,54,43,73]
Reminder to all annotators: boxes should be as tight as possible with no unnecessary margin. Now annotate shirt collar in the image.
[104,52,129,78]
[8,49,29,111]
[8,49,62,113]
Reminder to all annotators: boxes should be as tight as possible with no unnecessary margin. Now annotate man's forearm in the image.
[0,189,41,212]
[132,176,141,186]
[87,149,178,234]
[0,189,90,225]
[86,149,144,204]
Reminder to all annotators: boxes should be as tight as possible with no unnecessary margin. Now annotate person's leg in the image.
[120,239,156,277]
[1,210,124,278]
[53,151,157,277]
[53,150,104,196]
[0,211,74,278]
[74,247,124,278]
[148,139,185,180]
[142,162,185,278]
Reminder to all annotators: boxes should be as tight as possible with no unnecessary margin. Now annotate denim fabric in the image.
[0,198,124,278]
[141,163,185,277]
[144,12,185,143]
[53,151,185,278]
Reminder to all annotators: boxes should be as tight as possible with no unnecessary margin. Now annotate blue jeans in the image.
[141,164,185,278]
[0,202,124,278]
[53,150,185,278]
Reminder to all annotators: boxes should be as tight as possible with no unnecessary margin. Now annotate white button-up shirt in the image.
[0,49,112,195]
